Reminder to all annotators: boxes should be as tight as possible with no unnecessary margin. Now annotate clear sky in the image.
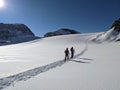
[0,0,120,36]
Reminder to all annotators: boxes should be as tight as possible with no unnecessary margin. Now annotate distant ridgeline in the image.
[44,28,80,37]
[0,23,36,43]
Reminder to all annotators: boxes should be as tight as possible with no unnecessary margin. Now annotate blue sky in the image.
[0,0,120,36]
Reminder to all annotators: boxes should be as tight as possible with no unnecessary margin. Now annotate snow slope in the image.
[0,33,119,90]
[92,27,120,42]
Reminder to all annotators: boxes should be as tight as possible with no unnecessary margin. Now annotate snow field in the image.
[0,33,119,90]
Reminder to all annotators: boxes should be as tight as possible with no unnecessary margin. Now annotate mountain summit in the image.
[111,18,120,32]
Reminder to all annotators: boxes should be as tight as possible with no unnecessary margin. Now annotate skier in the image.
[70,47,75,59]
[64,48,70,61]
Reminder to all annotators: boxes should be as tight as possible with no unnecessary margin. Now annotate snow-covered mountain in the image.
[45,19,120,42]
[91,27,120,42]
[0,19,120,90]
[44,28,80,37]
[0,33,119,90]
[0,23,36,44]
[92,18,120,42]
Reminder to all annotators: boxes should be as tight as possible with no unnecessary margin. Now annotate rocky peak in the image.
[111,18,120,32]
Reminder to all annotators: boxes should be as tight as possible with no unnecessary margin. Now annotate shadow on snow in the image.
[71,58,93,64]
[79,58,93,61]
[70,60,90,63]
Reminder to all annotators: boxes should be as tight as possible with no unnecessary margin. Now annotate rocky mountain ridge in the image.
[0,23,36,43]
[44,28,80,37]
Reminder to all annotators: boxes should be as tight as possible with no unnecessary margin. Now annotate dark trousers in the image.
[71,52,74,58]
[65,54,69,60]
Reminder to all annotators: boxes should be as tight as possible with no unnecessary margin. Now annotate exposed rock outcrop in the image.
[44,28,80,37]
[111,18,120,32]
[0,23,36,43]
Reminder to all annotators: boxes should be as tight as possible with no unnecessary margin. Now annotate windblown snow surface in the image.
[0,31,120,90]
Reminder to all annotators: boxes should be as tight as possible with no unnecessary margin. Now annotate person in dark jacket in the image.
[70,47,75,59]
[64,48,69,61]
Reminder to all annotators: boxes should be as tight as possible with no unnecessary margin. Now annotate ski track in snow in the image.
[0,43,88,90]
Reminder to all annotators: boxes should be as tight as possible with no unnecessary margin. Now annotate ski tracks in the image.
[0,60,65,90]
[0,43,88,90]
